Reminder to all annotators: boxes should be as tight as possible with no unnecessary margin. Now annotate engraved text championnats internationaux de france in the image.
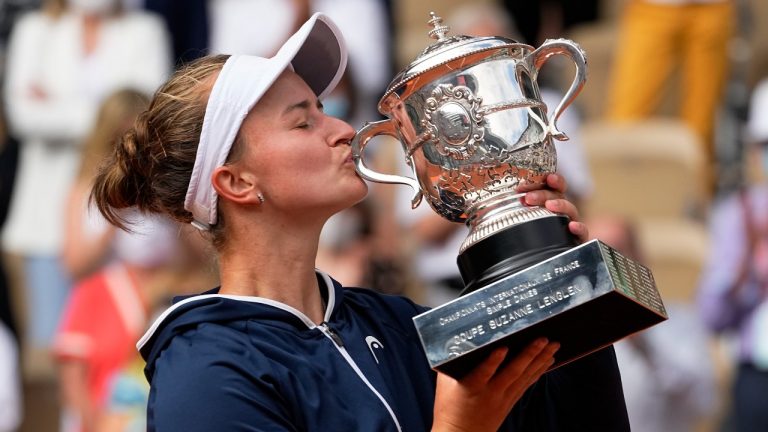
[440,260,584,347]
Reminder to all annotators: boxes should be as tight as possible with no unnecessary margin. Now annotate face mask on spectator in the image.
[69,0,115,15]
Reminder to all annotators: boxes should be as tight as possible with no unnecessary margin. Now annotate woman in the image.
[54,88,161,432]
[698,77,768,432]
[62,88,150,281]
[92,13,627,431]
[2,0,171,352]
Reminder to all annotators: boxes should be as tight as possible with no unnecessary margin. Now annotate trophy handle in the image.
[351,119,424,208]
[528,39,587,141]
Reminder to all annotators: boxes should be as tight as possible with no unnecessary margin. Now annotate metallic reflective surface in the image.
[412,240,668,378]
[352,13,588,251]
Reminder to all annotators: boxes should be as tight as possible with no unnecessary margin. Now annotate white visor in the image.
[184,12,348,230]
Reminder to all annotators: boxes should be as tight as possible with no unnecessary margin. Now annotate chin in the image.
[344,180,369,207]
[320,181,367,214]
[354,179,370,200]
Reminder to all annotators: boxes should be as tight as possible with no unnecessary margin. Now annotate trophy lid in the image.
[379,12,533,112]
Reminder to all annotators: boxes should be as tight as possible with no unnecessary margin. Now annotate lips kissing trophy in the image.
[352,13,668,378]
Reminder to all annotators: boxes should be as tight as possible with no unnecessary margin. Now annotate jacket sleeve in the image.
[147,327,298,432]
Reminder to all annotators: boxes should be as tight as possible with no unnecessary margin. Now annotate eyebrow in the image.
[281,99,323,117]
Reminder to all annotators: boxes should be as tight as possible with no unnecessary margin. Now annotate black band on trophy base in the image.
[458,215,580,293]
[413,240,668,379]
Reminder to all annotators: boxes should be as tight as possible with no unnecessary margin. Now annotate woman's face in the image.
[232,70,368,220]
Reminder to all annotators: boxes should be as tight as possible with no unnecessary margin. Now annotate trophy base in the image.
[458,215,579,292]
[413,239,668,379]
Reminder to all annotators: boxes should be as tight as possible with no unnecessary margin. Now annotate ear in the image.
[211,165,262,205]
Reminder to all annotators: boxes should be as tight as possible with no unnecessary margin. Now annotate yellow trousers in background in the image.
[605,0,735,162]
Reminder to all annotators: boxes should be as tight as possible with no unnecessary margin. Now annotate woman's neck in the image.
[217,225,327,324]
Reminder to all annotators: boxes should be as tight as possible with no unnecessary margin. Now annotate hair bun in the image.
[91,120,154,228]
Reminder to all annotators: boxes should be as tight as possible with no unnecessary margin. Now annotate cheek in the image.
[257,151,328,192]
[257,146,322,177]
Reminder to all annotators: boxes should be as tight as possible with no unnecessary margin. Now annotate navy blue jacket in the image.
[139,271,629,431]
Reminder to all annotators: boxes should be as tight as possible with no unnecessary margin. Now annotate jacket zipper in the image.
[318,322,403,432]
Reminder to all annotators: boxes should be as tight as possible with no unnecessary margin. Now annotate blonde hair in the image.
[91,55,230,247]
[79,89,149,181]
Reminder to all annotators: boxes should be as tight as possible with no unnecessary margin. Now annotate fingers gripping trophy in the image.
[352,13,668,378]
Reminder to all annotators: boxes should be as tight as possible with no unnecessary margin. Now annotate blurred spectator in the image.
[53,210,180,432]
[589,215,717,432]
[52,87,180,432]
[1,0,171,353]
[62,88,149,281]
[69,223,216,432]
[90,227,217,432]
[394,3,593,306]
[697,76,768,432]
[605,0,735,172]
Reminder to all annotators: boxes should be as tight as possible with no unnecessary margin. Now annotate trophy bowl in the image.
[352,12,667,378]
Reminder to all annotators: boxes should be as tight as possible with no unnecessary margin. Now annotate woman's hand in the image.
[518,173,588,242]
[432,338,560,432]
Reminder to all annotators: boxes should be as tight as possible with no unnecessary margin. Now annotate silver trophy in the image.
[352,13,667,377]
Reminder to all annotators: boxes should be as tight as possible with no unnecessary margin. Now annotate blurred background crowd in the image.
[0,0,766,431]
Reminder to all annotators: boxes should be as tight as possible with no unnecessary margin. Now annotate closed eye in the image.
[286,99,324,130]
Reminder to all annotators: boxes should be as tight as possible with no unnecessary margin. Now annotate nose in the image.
[327,115,356,147]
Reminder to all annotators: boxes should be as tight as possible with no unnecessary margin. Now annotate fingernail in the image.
[548,342,561,352]
[526,191,540,202]
[535,337,548,347]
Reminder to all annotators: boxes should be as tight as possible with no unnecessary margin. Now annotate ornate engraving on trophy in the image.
[423,84,485,160]
[527,141,555,173]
